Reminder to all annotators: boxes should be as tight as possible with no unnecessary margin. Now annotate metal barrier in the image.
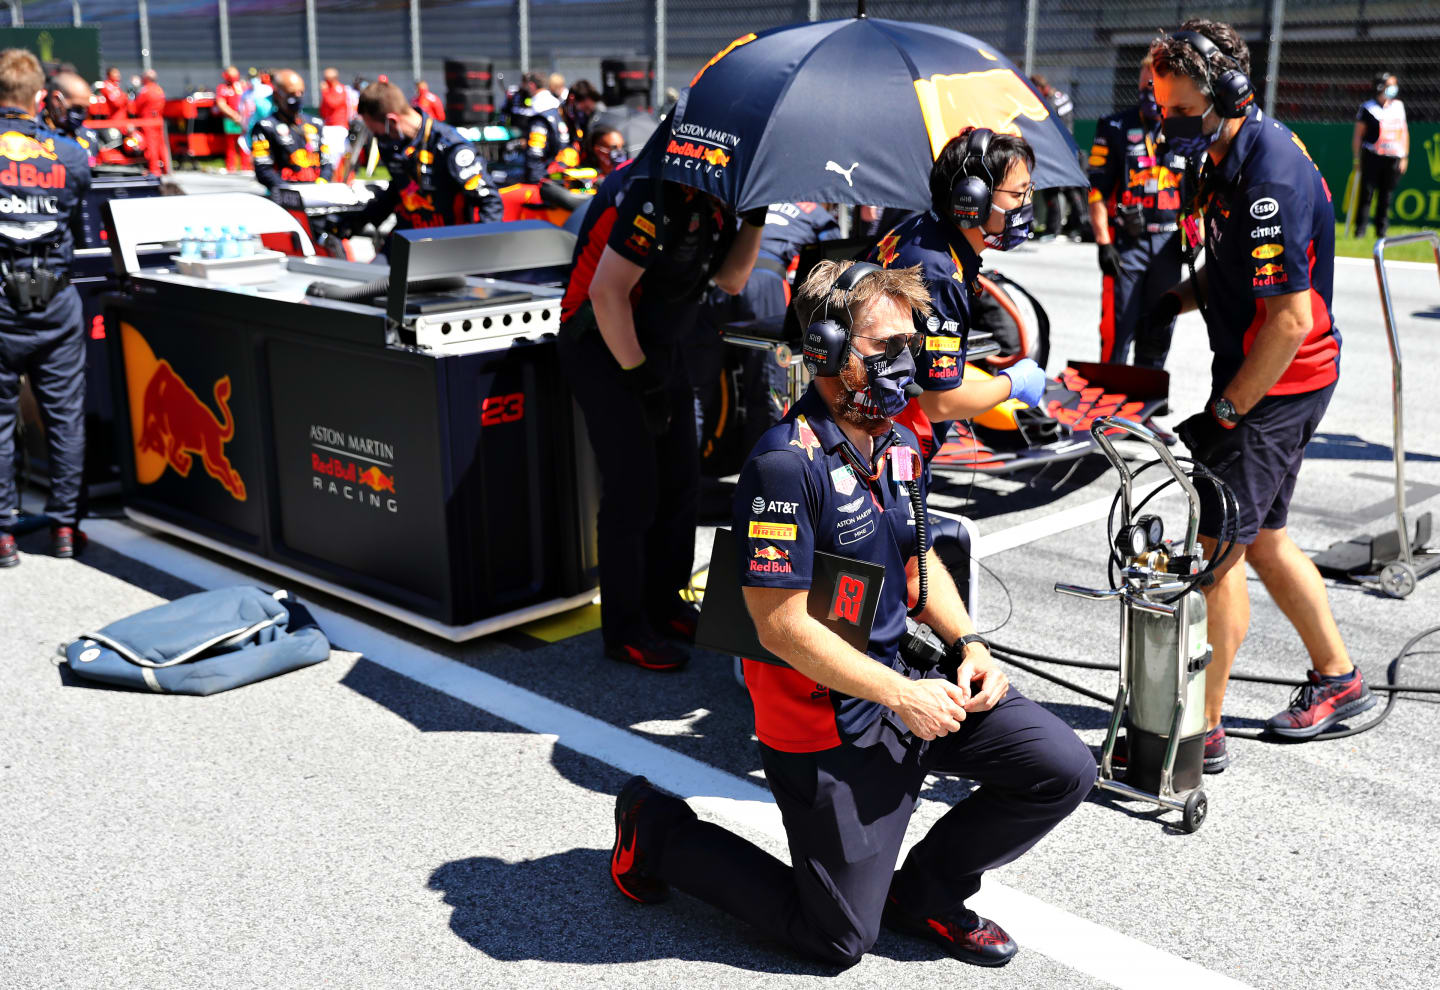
[1372,230,1440,585]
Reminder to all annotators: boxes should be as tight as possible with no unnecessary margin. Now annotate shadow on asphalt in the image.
[426,849,837,973]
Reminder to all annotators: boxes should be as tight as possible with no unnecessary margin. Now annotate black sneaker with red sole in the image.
[610,775,696,904]
[882,895,1018,967]
[605,634,689,672]
[52,526,86,558]
[1266,669,1377,739]
[0,532,17,568]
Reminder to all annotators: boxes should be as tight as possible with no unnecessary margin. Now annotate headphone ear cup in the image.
[950,175,991,228]
[803,319,850,377]
[1213,67,1255,118]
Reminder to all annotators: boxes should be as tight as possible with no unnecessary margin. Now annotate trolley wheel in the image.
[1379,561,1417,599]
[1181,789,1208,833]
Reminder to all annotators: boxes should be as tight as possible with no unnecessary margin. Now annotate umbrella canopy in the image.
[645,16,1087,212]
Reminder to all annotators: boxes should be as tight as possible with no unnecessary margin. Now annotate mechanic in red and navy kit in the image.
[1087,53,1186,377]
[0,49,92,567]
[868,128,1047,467]
[559,165,762,671]
[1148,21,1374,769]
[607,261,1093,970]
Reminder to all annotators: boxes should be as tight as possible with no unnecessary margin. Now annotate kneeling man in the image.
[607,260,1094,969]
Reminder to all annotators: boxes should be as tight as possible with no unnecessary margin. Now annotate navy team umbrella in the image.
[641,14,1087,212]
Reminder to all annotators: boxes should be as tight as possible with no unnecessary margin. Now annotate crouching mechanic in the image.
[608,261,1094,969]
[1149,21,1373,762]
[869,128,1047,466]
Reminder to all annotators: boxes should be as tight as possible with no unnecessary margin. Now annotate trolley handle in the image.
[1054,583,1178,617]
[1091,416,1203,554]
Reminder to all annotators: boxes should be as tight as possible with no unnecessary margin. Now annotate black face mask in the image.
[848,346,917,418]
[1138,88,1160,124]
[282,93,303,117]
[607,146,627,167]
[62,105,88,134]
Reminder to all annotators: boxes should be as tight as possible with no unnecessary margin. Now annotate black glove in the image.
[618,360,672,436]
[739,206,769,228]
[1145,291,1182,334]
[1097,241,1123,279]
[1176,410,1241,466]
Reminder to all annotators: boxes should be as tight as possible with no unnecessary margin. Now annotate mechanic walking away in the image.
[1351,71,1408,238]
[127,69,166,175]
[868,127,1048,466]
[558,165,762,670]
[1087,55,1186,379]
[98,66,127,119]
[349,80,502,237]
[1149,20,1375,768]
[0,49,92,568]
[608,261,1093,968]
[250,69,331,190]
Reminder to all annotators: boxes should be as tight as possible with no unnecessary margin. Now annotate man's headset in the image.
[802,261,882,377]
[948,126,995,229]
[1169,29,1254,118]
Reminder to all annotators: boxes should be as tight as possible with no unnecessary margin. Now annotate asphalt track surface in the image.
[4,233,1439,990]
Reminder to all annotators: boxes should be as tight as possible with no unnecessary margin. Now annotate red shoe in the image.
[610,776,695,904]
[1202,725,1231,773]
[0,532,17,568]
[1266,669,1377,739]
[882,895,1018,967]
[605,634,689,672]
[51,526,87,558]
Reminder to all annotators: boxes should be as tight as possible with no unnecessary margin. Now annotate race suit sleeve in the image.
[447,142,503,223]
[523,118,551,182]
[915,276,970,393]
[1241,179,1313,299]
[1087,115,1122,206]
[249,120,280,190]
[604,186,662,270]
[733,448,817,591]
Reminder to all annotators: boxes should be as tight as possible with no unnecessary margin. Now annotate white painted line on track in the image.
[84,517,1254,990]
[970,481,1170,559]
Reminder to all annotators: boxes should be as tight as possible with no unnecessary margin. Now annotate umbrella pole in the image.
[856,1,867,17]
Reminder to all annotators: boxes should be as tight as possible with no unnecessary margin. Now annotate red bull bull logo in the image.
[914,69,1050,157]
[751,545,793,574]
[931,354,960,379]
[1253,261,1288,288]
[358,465,396,493]
[398,182,435,214]
[1254,263,1284,277]
[876,232,900,268]
[0,131,58,163]
[789,414,821,461]
[133,360,247,500]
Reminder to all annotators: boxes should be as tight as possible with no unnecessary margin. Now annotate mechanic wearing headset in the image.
[606,260,1093,969]
[867,127,1047,466]
[1147,20,1373,770]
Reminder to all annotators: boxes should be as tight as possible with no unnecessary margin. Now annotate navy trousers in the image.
[559,328,700,646]
[657,688,1095,967]
[0,285,85,529]
[1099,231,1182,370]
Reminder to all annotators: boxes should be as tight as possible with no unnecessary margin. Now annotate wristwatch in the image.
[1211,396,1241,429]
[955,633,989,655]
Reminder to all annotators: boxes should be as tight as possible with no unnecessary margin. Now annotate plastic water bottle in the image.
[179,226,198,260]
[200,226,219,260]
[220,225,240,258]
[236,225,255,257]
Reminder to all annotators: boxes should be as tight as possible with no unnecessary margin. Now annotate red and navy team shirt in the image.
[560,166,733,335]
[733,388,931,753]
[867,209,982,462]
[1199,108,1340,396]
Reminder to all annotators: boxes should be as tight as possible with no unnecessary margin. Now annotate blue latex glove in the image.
[1000,358,1046,406]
